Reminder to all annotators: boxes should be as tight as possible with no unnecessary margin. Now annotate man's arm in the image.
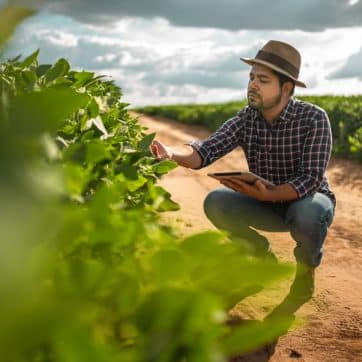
[286,110,332,199]
[150,140,202,169]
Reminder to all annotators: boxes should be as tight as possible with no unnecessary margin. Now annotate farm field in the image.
[133,110,362,362]
[2,3,362,361]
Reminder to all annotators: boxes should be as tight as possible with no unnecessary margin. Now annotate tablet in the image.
[207,171,275,187]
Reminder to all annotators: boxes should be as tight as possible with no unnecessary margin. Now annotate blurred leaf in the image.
[8,88,89,136]
[118,164,138,180]
[88,98,99,118]
[63,163,91,198]
[36,64,52,77]
[148,185,180,211]
[41,133,61,161]
[22,69,37,89]
[19,48,39,68]
[149,248,187,285]
[0,4,35,50]
[126,175,147,192]
[86,140,111,164]
[135,288,224,362]
[54,326,111,362]
[43,58,70,84]
[63,142,87,164]
[181,231,225,258]
[222,316,295,357]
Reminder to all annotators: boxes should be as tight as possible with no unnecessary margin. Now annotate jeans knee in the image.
[287,200,333,268]
[286,200,333,234]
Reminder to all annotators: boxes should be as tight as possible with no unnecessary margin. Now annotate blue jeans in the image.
[203,187,335,268]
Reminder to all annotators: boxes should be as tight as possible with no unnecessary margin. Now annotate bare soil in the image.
[133,111,362,362]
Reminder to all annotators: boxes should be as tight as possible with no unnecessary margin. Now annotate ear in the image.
[282,81,293,97]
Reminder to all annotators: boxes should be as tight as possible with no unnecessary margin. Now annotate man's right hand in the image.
[150,140,174,161]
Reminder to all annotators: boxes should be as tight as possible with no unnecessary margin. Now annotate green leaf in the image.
[43,58,70,84]
[126,175,147,192]
[148,185,180,212]
[63,163,91,197]
[152,159,178,174]
[22,70,37,89]
[118,164,138,180]
[19,49,39,68]
[138,132,155,152]
[35,64,52,77]
[63,143,87,164]
[86,140,111,164]
[74,71,94,87]
[88,99,99,118]
[52,77,73,87]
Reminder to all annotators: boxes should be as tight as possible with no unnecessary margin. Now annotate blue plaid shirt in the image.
[189,97,336,206]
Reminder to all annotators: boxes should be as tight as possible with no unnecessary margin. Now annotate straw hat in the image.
[240,40,307,88]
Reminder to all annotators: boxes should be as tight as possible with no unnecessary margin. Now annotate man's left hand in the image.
[220,178,273,201]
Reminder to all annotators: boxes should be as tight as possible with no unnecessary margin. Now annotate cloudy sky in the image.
[2,0,362,106]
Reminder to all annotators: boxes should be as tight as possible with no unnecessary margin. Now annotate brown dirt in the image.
[133,111,362,362]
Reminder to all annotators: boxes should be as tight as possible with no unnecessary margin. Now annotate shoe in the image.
[264,263,315,320]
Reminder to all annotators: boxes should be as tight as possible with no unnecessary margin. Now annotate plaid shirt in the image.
[189,97,336,206]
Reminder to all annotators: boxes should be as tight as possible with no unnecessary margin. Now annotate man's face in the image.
[247,64,282,111]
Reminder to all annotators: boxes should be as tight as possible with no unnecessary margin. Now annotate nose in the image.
[248,78,259,91]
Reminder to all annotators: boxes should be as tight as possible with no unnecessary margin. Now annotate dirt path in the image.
[133,111,362,362]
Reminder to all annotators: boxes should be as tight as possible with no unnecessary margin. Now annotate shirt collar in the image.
[278,97,296,122]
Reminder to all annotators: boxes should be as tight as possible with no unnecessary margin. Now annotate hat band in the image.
[255,50,299,78]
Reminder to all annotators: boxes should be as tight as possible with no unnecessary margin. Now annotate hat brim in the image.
[240,57,307,88]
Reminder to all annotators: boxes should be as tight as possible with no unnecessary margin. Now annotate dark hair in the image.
[272,70,295,96]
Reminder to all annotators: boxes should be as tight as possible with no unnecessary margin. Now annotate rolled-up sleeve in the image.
[287,110,332,198]
[185,115,244,169]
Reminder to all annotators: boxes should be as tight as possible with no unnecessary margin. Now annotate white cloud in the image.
[36,29,79,47]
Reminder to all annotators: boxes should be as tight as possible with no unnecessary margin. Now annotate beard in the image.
[247,89,282,111]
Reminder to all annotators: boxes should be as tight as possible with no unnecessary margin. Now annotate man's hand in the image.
[149,140,202,169]
[220,177,273,202]
[150,140,174,161]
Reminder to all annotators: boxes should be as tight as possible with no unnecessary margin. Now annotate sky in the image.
[2,0,362,106]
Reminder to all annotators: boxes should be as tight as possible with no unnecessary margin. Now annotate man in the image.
[150,40,336,318]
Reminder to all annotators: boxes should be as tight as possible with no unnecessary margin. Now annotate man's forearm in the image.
[171,145,202,169]
[267,183,299,202]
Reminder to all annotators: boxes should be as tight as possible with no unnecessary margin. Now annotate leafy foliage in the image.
[0,47,293,362]
[136,95,362,162]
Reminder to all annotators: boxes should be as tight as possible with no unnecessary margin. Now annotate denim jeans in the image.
[203,187,335,268]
